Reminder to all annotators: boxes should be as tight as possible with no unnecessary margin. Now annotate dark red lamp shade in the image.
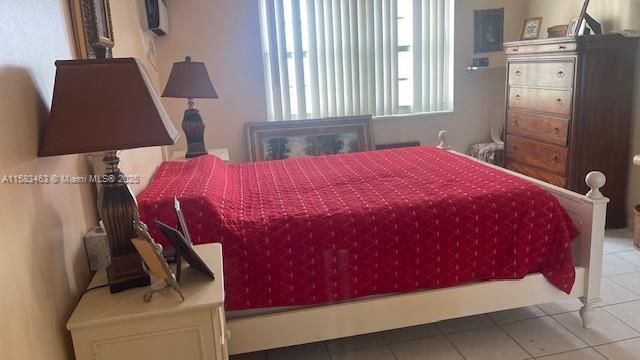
[39,58,179,156]
[162,56,218,99]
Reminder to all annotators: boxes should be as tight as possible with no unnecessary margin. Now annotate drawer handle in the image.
[557,71,565,78]
[552,155,560,163]
[515,94,521,101]
[512,48,519,52]
[511,145,518,151]
[515,70,522,76]
[512,119,519,126]
[559,45,567,50]
[555,98,563,106]
[552,127,561,135]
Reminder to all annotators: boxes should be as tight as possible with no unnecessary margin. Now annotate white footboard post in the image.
[437,130,451,150]
[579,171,608,328]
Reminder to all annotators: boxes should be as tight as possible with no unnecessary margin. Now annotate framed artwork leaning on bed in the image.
[246,115,375,161]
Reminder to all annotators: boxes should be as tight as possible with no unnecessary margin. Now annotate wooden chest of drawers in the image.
[504,35,638,227]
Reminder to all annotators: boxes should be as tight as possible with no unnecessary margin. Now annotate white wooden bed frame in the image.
[227,131,608,355]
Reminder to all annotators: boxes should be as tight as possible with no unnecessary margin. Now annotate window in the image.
[259,0,454,121]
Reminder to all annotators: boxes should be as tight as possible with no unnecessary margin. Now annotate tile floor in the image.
[231,229,640,360]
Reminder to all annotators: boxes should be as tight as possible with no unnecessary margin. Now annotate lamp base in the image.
[107,253,151,293]
[183,108,208,158]
[99,151,150,293]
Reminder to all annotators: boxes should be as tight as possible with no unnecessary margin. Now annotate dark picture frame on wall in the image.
[474,8,504,53]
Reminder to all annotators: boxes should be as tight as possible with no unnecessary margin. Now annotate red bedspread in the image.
[138,147,578,311]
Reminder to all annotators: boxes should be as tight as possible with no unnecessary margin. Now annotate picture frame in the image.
[520,17,543,40]
[246,116,375,162]
[131,215,184,302]
[68,0,115,59]
[575,0,591,36]
[473,8,504,53]
[174,197,193,246]
[154,219,215,281]
[567,17,586,37]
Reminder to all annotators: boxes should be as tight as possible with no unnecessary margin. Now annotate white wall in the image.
[524,0,640,223]
[156,0,527,162]
[0,0,166,358]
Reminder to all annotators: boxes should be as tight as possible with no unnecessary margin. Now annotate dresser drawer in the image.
[506,135,567,174]
[506,160,566,187]
[508,87,572,116]
[509,61,574,89]
[506,111,569,146]
[505,42,577,55]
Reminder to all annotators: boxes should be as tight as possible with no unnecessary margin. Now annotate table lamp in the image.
[39,58,179,293]
[162,56,218,158]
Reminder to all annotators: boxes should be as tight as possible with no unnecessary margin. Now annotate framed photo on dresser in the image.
[520,17,543,40]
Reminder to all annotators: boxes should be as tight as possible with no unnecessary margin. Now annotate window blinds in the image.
[259,0,453,120]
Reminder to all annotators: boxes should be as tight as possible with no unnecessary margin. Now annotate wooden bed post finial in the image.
[585,171,606,200]
[437,130,451,150]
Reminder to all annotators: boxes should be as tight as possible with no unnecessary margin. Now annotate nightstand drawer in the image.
[508,87,573,117]
[506,135,567,175]
[509,61,574,89]
[71,311,218,360]
[506,111,568,146]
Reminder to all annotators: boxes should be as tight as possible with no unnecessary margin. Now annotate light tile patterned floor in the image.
[232,229,640,360]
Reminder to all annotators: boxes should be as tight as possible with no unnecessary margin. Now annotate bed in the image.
[138,131,607,355]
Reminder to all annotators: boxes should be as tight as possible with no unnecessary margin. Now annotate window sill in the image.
[373,109,454,121]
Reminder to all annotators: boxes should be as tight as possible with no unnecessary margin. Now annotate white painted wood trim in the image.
[226,132,608,354]
[229,270,586,354]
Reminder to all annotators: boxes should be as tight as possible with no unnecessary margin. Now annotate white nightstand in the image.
[67,243,228,360]
[170,148,230,161]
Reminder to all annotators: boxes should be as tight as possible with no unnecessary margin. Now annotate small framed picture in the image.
[520,17,543,40]
[567,17,586,36]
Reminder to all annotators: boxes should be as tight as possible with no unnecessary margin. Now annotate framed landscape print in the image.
[521,17,543,40]
[246,116,374,162]
[474,8,504,53]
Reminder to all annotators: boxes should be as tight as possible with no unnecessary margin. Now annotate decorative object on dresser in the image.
[246,115,374,161]
[67,243,228,360]
[504,34,639,228]
[69,0,115,59]
[572,0,602,36]
[567,18,586,37]
[39,58,179,292]
[162,56,218,159]
[473,8,504,53]
[547,24,569,38]
[520,17,543,40]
